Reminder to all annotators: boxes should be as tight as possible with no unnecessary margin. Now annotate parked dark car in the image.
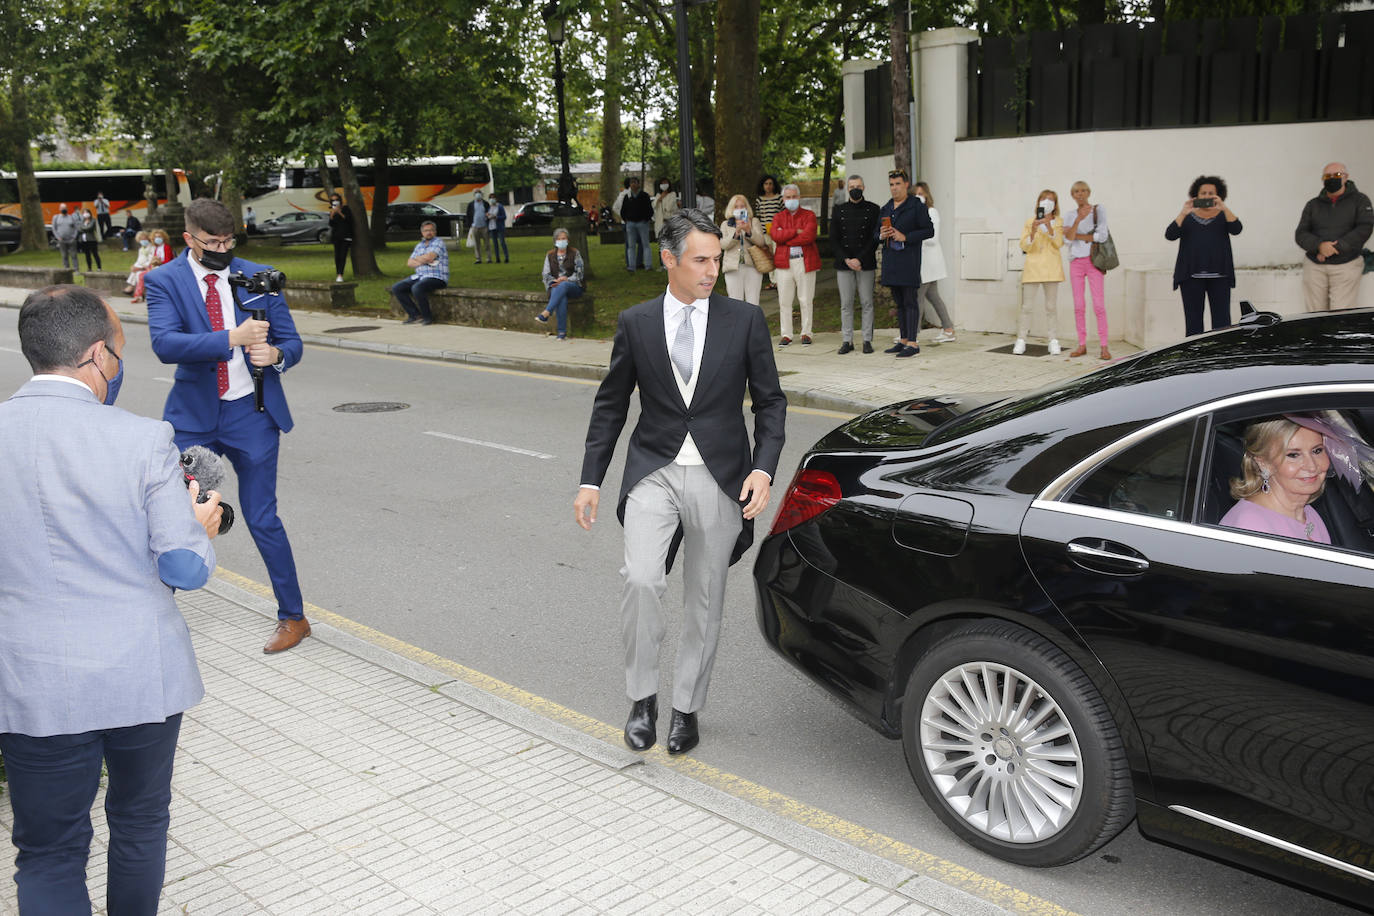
[0,214,20,252]
[256,211,331,243]
[754,308,1374,911]
[511,200,561,227]
[385,201,457,235]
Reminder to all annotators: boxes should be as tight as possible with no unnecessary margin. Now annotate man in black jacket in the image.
[619,177,653,272]
[574,209,786,756]
[1295,161,1373,311]
[832,176,881,353]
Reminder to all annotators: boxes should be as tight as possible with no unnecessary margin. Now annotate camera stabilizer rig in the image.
[226,269,286,413]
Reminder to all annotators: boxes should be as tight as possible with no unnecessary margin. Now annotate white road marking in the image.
[153,377,174,383]
[424,430,554,460]
[0,346,21,354]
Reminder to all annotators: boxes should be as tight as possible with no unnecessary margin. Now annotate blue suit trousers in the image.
[174,395,303,619]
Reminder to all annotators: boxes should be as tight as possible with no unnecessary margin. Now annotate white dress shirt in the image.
[663,288,708,466]
[186,251,254,400]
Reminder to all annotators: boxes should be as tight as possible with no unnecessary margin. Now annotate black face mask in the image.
[848,188,863,202]
[197,246,233,271]
[1324,177,1344,195]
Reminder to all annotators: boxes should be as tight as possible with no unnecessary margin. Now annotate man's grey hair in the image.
[846,175,864,187]
[782,183,801,196]
[420,220,437,231]
[18,285,114,372]
[659,208,721,258]
[551,227,570,240]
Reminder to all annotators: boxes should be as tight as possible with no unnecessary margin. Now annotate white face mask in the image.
[139,239,150,247]
[555,239,569,250]
[783,198,800,211]
[1039,199,1055,213]
[734,208,748,221]
[660,184,669,192]
[915,193,926,203]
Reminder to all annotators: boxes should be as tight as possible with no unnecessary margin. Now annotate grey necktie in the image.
[672,305,695,383]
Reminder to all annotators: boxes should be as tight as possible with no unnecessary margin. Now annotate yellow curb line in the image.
[214,566,1079,916]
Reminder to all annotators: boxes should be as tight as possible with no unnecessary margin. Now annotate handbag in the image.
[747,240,775,273]
[1089,205,1119,272]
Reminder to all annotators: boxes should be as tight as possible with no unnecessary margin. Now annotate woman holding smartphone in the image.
[1016,189,1065,355]
[1166,175,1242,336]
[719,194,769,305]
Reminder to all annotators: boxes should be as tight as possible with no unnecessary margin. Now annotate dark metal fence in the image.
[967,11,1374,138]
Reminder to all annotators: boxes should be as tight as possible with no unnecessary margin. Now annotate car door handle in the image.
[1066,539,1150,575]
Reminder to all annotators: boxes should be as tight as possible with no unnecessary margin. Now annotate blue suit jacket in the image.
[0,379,214,737]
[145,251,303,434]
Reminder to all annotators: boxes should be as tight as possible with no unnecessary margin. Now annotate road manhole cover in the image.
[322,325,382,333]
[333,402,411,413]
[986,343,1052,357]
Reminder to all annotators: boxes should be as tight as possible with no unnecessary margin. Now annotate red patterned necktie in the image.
[204,275,230,397]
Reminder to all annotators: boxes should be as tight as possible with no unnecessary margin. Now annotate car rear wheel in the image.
[316,229,330,243]
[901,621,1134,866]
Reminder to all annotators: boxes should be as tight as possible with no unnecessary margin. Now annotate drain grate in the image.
[986,343,1053,357]
[322,325,382,334]
[333,402,411,413]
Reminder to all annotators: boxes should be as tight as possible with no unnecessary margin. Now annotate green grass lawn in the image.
[4,232,871,339]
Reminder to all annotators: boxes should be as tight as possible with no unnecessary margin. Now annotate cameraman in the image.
[1,286,223,913]
[146,198,310,654]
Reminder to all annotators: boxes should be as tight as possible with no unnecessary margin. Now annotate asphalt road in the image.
[0,311,1356,916]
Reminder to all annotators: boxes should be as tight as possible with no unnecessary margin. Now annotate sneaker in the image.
[800,335,812,345]
[1012,338,1027,355]
[535,312,549,323]
[837,341,854,354]
[935,329,957,343]
[335,274,344,283]
[895,345,920,358]
[883,343,904,354]
[419,318,435,325]
[778,337,791,347]
[862,341,874,354]
[1048,339,1061,355]
[402,316,420,325]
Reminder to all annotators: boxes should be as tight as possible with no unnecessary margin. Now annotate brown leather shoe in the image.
[1099,347,1113,360]
[1068,344,1087,358]
[263,618,311,654]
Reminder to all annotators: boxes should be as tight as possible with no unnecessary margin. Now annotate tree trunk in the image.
[599,0,624,208]
[890,0,912,176]
[332,131,380,277]
[689,9,716,204]
[316,152,334,204]
[8,80,45,251]
[712,0,761,218]
[818,47,847,236]
[369,139,390,249]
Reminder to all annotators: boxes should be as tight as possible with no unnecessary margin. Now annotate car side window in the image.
[1068,421,1195,520]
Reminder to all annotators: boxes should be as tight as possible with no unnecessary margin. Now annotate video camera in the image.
[181,445,235,535]
[227,268,286,296]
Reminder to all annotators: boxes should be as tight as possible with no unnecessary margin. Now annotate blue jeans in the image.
[489,228,508,262]
[625,221,651,270]
[0,715,183,916]
[546,281,584,337]
[392,276,446,321]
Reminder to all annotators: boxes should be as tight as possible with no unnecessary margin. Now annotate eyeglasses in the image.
[190,233,236,252]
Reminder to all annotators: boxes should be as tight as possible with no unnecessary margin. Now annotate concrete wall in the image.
[842,48,1374,349]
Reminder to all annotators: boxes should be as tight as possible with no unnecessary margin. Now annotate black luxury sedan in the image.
[754,308,1374,910]
[384,201,458,235]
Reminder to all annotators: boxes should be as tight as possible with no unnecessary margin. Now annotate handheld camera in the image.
[226,269,287,413]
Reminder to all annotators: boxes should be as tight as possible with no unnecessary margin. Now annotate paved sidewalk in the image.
[0,285,1135,414]
[0,577,1009,916]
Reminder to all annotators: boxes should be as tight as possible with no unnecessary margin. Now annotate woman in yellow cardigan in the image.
[1016,189,1065,355]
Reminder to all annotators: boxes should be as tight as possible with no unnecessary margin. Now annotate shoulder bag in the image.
[1089,205,1119,272]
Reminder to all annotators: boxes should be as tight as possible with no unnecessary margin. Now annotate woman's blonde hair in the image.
[1070,180,1091,195]
[1229,417,1327,501]
[135,230,150,242]
[725,195,753,219]
[1035,189,1060,218]
[914,182,935,207]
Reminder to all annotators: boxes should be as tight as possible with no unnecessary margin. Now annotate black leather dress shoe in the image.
[624,696,658,751]
[837,341,854,354]
[666,709,699,755]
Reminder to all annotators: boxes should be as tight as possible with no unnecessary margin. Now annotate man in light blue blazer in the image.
[0,286,223,915]
[146,198,309,653]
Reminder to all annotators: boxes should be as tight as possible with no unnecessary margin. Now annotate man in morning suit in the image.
[575,208,787,755]
[0,285,223,914]
[145,198,310,653]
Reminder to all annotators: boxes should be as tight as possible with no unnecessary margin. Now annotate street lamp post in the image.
[542,2,578,210]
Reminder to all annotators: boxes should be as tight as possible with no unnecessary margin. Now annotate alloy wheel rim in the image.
[919,661,1083,843]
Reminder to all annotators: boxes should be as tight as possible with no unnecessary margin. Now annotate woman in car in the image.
[535,227,584,341]
[1166,175,1242,336]
[1221,416,1331,543]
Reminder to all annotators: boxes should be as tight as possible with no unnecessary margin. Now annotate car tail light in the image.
[769,468,842,535]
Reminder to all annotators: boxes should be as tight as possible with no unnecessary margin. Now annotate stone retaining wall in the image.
[82,270,133,294]
[388,286,595,335]
[0,265,74,288]
[286,281,357,310]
